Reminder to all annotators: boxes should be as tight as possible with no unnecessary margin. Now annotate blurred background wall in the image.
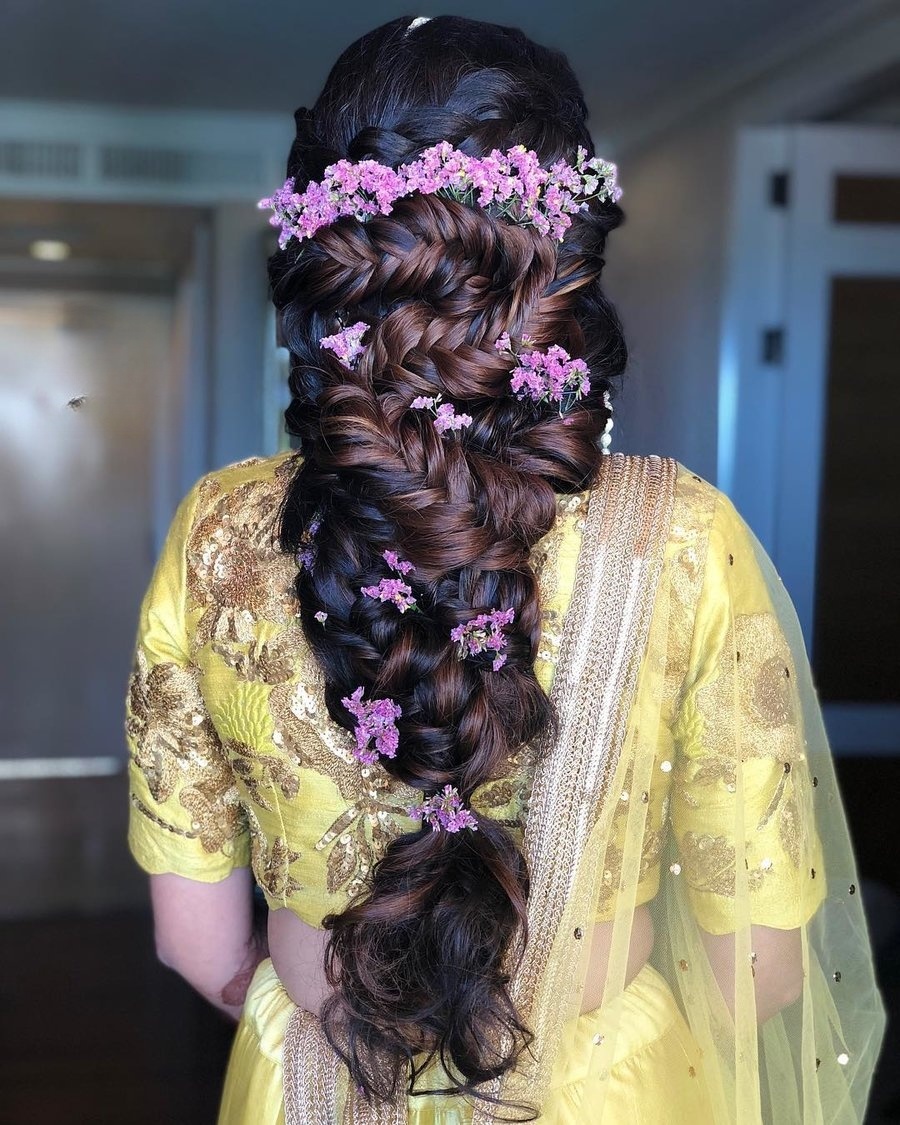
[0,1,898,1121]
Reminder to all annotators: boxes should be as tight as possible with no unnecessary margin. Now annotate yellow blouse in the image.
[126,451,824,934]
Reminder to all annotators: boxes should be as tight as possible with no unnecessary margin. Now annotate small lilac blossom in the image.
[433,402,473,434]
[411,392,471,434]
[341,686,402,766]
[383,550,414,576]
[450,607,516,672]
[408,785,479,833]
[320,322,368,369]
[258,144,622,249]
[314,610,328,625]
[503,341,591,409]
[295,546,316,569]
[361,577,417,613]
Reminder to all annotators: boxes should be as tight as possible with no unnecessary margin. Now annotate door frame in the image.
[719,124,900,754]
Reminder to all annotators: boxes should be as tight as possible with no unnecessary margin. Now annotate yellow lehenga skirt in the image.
[218,957,715,1124]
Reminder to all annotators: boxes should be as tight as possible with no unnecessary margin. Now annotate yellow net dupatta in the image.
[283,455,886,1123]
[469,453,679,1121]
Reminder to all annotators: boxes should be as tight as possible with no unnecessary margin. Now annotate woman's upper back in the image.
[127,449,820,934]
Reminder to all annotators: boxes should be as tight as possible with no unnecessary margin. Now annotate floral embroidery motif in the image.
[126,648,245,852]
[693,613,803,763]
[246,807,304,899]
[680,832,773,897]
[185,464,298,654]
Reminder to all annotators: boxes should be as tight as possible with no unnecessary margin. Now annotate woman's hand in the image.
[150,868,268,1023]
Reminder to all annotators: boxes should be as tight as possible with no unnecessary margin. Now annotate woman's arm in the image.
[701,924,804,1025]
[150,868,268,1022]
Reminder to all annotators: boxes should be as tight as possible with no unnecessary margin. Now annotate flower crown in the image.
[260,142,621,248]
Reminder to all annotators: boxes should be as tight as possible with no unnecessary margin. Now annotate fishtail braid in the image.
[270,17,627,1117]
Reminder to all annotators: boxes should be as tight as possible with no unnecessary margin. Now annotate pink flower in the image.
[411,392,472,434]
[433,403,473,434]
[320,322,368,368]
[361,577,417,613]
[361,550,417,612]
[503,341,591,410]
[258,144,622,251]
[408,785,478,833]
[383,550,414,576]
[314,610,328,624]
[341,686,402,765]
[450,607,515,672]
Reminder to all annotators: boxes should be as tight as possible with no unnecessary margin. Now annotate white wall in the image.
[604,3,900,481]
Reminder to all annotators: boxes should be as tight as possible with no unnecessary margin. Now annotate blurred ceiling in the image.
[1,0,893,146]
[0,200,206,288]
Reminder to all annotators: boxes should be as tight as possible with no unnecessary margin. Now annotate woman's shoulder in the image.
[198,448,299,498]
[180,449,300,527]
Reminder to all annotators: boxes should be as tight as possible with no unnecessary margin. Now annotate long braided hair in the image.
[271,16,627,1116]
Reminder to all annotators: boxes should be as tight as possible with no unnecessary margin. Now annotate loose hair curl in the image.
[271,16,626,1118]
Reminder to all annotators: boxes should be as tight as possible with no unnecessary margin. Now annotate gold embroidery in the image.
[186,474,298,654]
[213,629,308,686]
[693,612,802,763]
[681,832,770,897]
[663,472,718,707]
[130,794,196,839]
[180,772,245,854]
[246,807,304,899]
[228,741,300,810]
[126,649,245,853]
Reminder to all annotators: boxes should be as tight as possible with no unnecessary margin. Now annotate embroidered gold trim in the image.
[470,453,677,1120]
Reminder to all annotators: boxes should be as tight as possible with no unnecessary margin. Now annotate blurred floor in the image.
[0,757,898,1124]
[0,911,234,1125]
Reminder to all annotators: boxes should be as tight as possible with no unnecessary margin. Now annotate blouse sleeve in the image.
[670,491,826,935]
[125,479,250,882]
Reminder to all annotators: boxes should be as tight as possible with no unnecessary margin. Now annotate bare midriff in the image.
[267,901,655,1018]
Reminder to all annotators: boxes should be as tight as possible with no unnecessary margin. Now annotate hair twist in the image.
[271,16,626,1117]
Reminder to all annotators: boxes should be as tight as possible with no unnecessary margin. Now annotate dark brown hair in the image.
[271,15,626,1118]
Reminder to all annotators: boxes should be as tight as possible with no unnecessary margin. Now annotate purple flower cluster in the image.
[408,784,479,833]
[450,607,516,672]
[496,337,591,409]
[259,143,621,249]
[361,550,417,612]
[361,577,417,612]
[410,393,473,434]
[295,514,322,571]
[382,550,413,575]
[295,546,316,570]
[320,321,368,369]
[341,686,402,766]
